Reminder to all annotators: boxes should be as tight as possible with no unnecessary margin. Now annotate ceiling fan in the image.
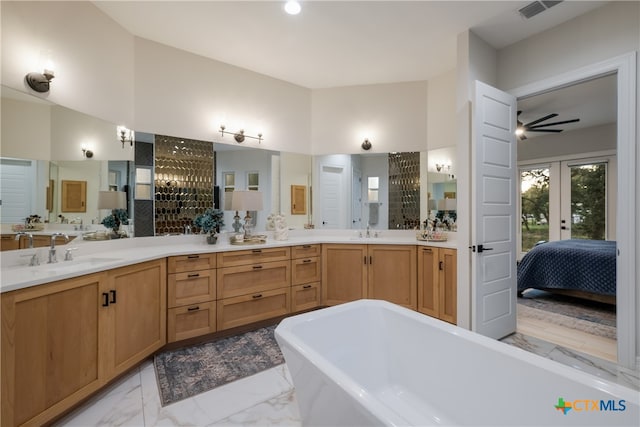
[516,111,580,140]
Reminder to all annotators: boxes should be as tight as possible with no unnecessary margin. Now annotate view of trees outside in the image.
[520,168,549,252]
[520,163,607,252]
[570,163,607,240]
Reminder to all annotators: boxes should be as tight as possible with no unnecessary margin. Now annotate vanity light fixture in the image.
[219,125,263,144]
[435,163,451,173]
[117,126,134,148]
[81,147,94,159]
[361,138,372,151]
[25,68,55,93]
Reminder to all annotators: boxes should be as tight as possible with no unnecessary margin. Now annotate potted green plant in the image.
[193,208,225,244]
[101,208,129,238]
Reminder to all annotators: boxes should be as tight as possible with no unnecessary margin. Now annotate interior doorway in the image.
[510,53,636,368]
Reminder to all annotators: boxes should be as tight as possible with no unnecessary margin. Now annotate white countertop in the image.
[0,229,457,293]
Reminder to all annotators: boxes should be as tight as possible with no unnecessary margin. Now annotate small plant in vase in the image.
[101,209,129,238]
[193,208,225,244]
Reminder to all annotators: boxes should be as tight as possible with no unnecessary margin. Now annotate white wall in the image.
[427,70,456,150]
[133,38,311,155]
[497,2,640,91]
[0,1,134,127]
[518,123,616,161]
[311,81,428,155]
[1,97,51,160]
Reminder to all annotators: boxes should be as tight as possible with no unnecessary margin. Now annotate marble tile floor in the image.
[56,335,638,427]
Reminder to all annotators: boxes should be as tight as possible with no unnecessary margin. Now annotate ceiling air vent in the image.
[518,0,563,19]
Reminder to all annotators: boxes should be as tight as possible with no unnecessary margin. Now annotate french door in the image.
[519,155,615,256]
[560,159,613,241]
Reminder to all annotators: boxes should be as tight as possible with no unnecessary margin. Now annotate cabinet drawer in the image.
[0,234,20,251]
[217,260,290,299]
[291,282,321,312]
[168,301,216,343]
[291,256,321,285]
[217,288,290,331]
[217,247,290,267]
[167,253,216,274]
[168,269,216,308]
[291,244,321,259]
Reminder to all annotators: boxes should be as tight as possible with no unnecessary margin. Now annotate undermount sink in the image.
[34,257,123,274]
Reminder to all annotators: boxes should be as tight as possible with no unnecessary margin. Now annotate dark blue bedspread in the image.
[517,240,616,296]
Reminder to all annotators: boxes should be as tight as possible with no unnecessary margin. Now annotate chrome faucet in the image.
[365,223,371,238]
[15,231,34,248]
[48,232,69,263]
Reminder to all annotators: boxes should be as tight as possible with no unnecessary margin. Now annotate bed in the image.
[517,239,616,303]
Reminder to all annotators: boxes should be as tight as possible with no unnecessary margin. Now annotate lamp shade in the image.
[445,198,457,211]
[98,191,126,210]
[231,190,263,211]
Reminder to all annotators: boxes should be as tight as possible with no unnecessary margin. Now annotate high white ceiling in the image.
[93,0,609,89]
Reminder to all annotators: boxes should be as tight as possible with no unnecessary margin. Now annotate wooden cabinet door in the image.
[367,245,417,310]
[321,244,367,306]
[290,185,306,215]
[102,259,166,378]
[417,246,439,318]
[439,248,457,324]
[0,234,20,251]
[61,180,87,212]
[1,273,105,427]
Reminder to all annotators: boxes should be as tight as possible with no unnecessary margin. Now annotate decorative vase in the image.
[206,234,218,244]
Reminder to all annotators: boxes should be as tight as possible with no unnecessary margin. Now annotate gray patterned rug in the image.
[518,289,616,339]
[154,325,284,406]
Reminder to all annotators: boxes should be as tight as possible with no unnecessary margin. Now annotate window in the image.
[520,167,550,253]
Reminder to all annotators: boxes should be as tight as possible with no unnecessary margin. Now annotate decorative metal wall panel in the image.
[388,152,421,229]
[154,135,215,235]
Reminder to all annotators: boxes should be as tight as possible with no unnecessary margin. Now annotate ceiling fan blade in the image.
[527,118,581,128]
[523,113,558,127]
[527,128,563,133]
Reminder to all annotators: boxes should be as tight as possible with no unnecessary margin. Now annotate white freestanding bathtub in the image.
[275,299,639,426]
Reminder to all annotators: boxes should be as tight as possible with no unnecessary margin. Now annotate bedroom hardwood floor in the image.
[516,314,617,362]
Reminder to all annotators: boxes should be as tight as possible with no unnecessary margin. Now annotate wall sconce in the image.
[117,126,134,148]
[435,163,451,172]
[82,147,94,159]
[361,138,372,151]
[25,68,54,93]
[219,125,263,144]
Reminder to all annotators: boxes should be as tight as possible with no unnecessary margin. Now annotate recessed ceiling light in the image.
[284,1,301,15]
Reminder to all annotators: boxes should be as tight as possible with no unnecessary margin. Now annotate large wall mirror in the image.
[214,143,313,233]
[1,86,134,235]
[312,149,457,231]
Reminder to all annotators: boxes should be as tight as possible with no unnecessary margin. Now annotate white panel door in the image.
[320,165,344,229]
[0,158,33,223]
[472,81,518,339]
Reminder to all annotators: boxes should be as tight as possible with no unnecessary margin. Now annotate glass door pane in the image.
[520,167,550,252]
[568,162,607,240]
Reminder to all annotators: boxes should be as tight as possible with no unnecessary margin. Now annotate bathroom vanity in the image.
[0,232,455,426]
